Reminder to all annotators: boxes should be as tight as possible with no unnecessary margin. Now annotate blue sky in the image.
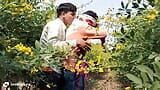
[55,0,128,16]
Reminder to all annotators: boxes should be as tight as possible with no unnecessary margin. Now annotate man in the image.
[39,3,90,90]
[40,3,89,49]
[64,10,107,90]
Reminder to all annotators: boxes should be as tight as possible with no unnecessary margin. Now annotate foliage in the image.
[0,0,56,46]
[0,0,61,84]
[1,0,160,89]
[0,41,70,84]
[111,1,160,89]
[83,44,119,72]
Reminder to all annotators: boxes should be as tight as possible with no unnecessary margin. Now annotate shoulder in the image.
[47,19,61,26]
[45,19,65,29]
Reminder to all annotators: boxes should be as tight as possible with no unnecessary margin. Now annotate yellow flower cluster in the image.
[146,8,158,20]
[31,66,38,73]
[64,59,89,74]
[116,43,125,50]
[98,68,104,72]
[14,43,34,56]
[75,60,89,74]
[21,2,33,10]
[88,59,95,66]
[11,2,33,15]
[88,59,104,73]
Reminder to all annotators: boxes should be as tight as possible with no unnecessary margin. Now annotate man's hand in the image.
[76,39,91,51]
[98,30,107,37]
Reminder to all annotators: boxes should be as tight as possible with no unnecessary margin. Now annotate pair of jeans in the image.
[64,70,84,90]
[39,71,64,90]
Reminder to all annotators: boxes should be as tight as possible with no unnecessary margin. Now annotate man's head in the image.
[83,10,98,20]
[57,3,77,25]
[78,10,98,27]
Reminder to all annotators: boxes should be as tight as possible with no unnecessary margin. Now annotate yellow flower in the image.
[106,16,112,21]
[111,32,116,35]
[101,15,105,19]
[31,67,38,73]
[20,8,24,12]
[147,14,157,20]
[11,12,17,15]
[76,60,82,67]
[26,4,33,10]
[97,55,101,64]
[30,52,34,56]
[97,18,100,22]
[46,84,51,88]
[150,8,158,16]
[98,68,104,72]
[70,68,76,72]
[9,3,17,7]
[21,2,28,6]
[14,43,34,56]
[89,60,95,66]
[116,43,125,50]
[147,8,158,20]
[24,52,29,55]
[6,46,11,52]
[125,86,131,90]
[77,68,82,73]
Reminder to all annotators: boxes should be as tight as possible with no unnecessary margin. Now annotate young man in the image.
[40,3,89,49]
[39,3,90,90]
[64,10,107,90]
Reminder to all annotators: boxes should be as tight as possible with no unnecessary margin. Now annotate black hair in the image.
[57,3,77,17]
[83,10,98,20]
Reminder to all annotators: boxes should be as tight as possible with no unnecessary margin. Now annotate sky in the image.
[55,0,128,16]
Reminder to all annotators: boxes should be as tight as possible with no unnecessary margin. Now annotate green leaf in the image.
[155,56,160,62]
[136,55,143,63]
[137,0,141,3]
[150,81,160,90]
[140,72,149,83]
[153,62,160,79]
[35,40,41,50]
[125,3,129,9]
[143,4,148,8]
[121,26,125,34]
[121,1,125,8]
[130,30,135,37]
[126,73,143,88]
[148,52,157,59]
[136,65,154,82]
[132,2,139,8]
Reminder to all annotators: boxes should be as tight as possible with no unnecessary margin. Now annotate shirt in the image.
[40,18,76,48]
[40,18,76,73]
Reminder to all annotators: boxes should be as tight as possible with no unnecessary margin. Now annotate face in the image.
[62,11,76,25]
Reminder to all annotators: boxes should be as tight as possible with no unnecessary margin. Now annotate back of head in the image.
[83,10,98,20]
[57,3,77,17]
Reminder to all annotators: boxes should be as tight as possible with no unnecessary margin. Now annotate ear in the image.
[61,12,66,16]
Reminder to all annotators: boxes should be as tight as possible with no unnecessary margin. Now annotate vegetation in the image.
[0,0,160,89]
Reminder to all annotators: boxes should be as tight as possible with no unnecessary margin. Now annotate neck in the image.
[59,17,67,25]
